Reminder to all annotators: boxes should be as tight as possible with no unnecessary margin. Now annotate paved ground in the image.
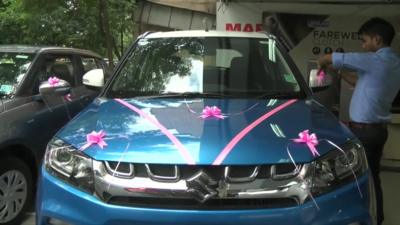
[21,213,35,225]
[22,170,400,225]
[380,171,400,225]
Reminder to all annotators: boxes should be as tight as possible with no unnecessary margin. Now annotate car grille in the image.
[104,162,298,180]
[93,161,307,210]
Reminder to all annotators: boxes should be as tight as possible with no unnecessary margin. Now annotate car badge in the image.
[186,170,218,203]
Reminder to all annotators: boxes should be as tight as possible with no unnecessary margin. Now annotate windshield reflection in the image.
[0,52,34,98]
[107,37,303,99]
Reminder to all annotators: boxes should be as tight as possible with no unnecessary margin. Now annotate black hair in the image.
[358,17,396,46]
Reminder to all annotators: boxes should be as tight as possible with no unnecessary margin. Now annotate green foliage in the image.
[0,0,25,44]
[0,0,136,60]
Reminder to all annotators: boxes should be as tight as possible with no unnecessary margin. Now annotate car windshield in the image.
[106,37,304,99]
[0,52,34,99]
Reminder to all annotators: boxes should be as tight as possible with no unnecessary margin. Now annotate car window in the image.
[204,49,242,68]
[76,56,109,84]
[107,37,303,98]
[81,56,104,74]
[32,54,75,94]
[0,52,35,98]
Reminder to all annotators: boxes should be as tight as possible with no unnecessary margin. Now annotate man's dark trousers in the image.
[349,123,388,225]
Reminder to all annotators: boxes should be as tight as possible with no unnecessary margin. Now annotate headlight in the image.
[308,139,368,196]
[45,138,94,193]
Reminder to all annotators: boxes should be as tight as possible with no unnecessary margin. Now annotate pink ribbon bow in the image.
[200,106,226,119]
[80,130,107,151]
[316,70,326,86]
[48,76,60,87]
[292,130,320,157]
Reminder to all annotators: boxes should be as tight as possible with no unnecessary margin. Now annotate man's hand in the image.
[317,54,333,70]
[317,54,341,77]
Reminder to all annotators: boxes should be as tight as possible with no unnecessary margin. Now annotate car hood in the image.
[56,97,354,165]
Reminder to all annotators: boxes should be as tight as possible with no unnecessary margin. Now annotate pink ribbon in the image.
[213,99,297,165]
[115,99,297,165]
[64,94,72,102]
[292,130,320,157]
[80,130,107,151]
[185,101,258,117]
[48,76,60,87]
[200,106,226,119]
[115,99,196,165]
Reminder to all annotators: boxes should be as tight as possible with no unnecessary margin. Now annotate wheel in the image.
[0,157,33,225]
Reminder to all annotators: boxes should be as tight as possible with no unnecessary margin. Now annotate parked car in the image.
[0,45,107,225]
[36,31,375,225]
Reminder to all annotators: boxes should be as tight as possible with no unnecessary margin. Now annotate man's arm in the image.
[318,54,340,76]
[317,54,338,76]
[318,54,358,86]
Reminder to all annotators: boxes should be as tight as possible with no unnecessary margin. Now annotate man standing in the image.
[318,17,400,225]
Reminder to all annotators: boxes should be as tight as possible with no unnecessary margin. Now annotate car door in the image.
[12,53,79,157]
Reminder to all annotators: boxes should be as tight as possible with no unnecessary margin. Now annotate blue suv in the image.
[36,31,376,225]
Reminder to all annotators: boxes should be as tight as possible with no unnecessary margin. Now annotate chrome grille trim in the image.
[270,164,302,180]
[104,161,134,178]
[93,161,311,208]
[145,164,180,182]
[224,166,260,183]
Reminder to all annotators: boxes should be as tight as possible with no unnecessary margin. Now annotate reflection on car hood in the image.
[56,97,354,165]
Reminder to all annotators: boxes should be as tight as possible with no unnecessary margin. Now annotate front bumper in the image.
[36,166,373,225]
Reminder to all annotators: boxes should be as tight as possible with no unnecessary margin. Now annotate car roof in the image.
[0,45,43,53]
[144,30,272,39]
[0,45,102,58]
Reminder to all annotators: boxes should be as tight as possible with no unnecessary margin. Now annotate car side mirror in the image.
[39,79,71,96]
[83,69,104,89]
[308,69,333,92]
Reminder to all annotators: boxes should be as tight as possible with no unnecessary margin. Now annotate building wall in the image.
[134,0,216,38]
[147,0,216,14]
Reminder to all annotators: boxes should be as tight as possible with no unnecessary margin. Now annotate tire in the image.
[0,157,33,225]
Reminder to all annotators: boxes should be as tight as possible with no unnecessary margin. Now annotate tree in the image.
[0,0,26,44]
[0,0,136,63]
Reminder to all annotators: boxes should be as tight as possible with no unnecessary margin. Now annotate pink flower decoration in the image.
[64,94,72,102]
[80,130,107,151]
[292,130,320,157]
[200,106,226,119]
[316,70,326,86]
[48,76,60,87]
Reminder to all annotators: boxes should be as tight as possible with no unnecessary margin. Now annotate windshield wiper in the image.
[136,92,236,99]
[254,91,304,99]
[108,90,304,99]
